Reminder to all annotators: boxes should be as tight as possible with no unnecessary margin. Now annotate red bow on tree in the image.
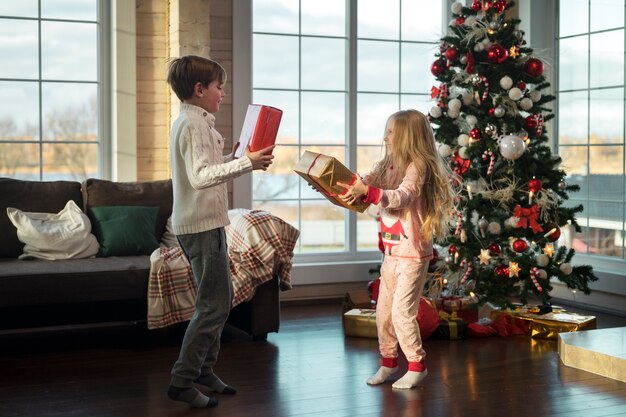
[451,152,471,176]
[514,204,544,233]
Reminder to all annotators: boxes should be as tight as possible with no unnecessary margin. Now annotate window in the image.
[0,0,105,181]
[250,0,444,257]
[557,0,626,260]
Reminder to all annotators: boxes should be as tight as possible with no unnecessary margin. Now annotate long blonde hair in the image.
[368,110,457,242]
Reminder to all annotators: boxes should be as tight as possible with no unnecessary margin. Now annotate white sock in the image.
[392,369,428,389]
[366,366,398,385]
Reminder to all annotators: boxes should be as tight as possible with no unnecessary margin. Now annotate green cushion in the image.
[88,206,160,257]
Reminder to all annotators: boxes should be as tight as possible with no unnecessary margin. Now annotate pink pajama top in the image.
[362,162,433,260]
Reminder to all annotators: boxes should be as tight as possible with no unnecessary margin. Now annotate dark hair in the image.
[166,55,227,101]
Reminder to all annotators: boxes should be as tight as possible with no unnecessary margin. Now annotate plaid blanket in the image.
[147,209,299,329]
[227,208,299,305]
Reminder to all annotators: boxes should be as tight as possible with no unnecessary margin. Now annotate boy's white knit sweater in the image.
[169,103,252,235]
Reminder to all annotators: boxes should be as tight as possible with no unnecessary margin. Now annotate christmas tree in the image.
[428,0,597,307]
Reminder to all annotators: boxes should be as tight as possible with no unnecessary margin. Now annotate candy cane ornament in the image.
[482,149,495,175]
[530,267,543,293]
[460,263,473,284]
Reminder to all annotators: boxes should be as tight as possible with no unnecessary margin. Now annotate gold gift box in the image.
[344,308,377,338]
[491,310,596,340]
[294,150,370,213]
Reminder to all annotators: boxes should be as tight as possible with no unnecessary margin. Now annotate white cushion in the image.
[6,200,99,260]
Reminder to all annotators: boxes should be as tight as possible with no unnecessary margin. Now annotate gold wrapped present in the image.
[344,308,377,338]
[491,310,596,340]
[294,150,370,213]
[434,311,468,340]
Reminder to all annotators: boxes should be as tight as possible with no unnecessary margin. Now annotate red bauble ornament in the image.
[493,0,507,13]
[494,264,508,276]
[448,244,458,255]
[483,0,493,9]
[431,60,446,77]
[488,107,495,117]
[445,48,459,61]
[528,177,543,193]
[455,16,465,25]
[471,0,482,11]
[469,128,482,139]
[517,81,527,91]
[524,115,538,130]
[488,243,501,255]
[524,58,544,77]
[512,238,529,253]
[487,44,509,64]
[544,225,561,242]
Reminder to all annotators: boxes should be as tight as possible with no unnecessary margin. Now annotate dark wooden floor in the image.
[1,301,625,417]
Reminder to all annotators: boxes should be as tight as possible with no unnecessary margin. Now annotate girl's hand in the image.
[337,175,367,204]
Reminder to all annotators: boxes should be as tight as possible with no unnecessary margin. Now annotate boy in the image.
[165,55,274,408]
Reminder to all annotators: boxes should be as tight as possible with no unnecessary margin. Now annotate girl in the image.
[338,109,456,389]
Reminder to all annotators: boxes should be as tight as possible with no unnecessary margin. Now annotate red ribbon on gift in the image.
[514,204,544,233]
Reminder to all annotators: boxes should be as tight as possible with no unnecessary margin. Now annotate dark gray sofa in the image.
[0,177,280,339]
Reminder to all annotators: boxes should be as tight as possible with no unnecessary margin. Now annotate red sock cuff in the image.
[381,357,398,368]
[408,361,426,372]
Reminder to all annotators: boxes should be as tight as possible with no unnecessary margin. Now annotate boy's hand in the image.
[337,175,367,204]
[246,145,275,171]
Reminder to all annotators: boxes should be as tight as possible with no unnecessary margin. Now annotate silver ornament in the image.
[494,106,505,118]
[558,181,567,190]
[485,124,497,137]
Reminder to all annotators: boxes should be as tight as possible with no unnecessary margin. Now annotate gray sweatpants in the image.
[170,227,233,388]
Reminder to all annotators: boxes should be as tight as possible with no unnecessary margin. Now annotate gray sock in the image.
[195,372,237,395]
[167,386,218,407]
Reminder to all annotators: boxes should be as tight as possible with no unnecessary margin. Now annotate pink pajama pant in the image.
[376,256,430,363]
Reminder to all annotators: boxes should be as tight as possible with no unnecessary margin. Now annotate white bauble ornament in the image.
[457,134,470,147]
[530,90,542,102]
[560,263,573,275]
[519,97,533,111]
[451,1,464,14]
[438,143,452,158]
[460,55,468,65]
[536,254,549,267]
[474,43,485,53]
[447,108,460,119]
[505,216,519,228]
[466,115,478,127]
[494,106,505,118]
[459,146,470,159]
[430,106,442,118]
[499,135,526,160]
[508,87,523,101]
[488,222,502,235]
[448,98,462,111]
[537,269,548,279]
[499,76,513,90]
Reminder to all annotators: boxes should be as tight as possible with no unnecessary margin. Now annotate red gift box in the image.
[435,295,479,323]
[235,104,283,157]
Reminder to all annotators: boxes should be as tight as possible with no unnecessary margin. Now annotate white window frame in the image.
[520,0,626,302]
[233,1,448,285]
